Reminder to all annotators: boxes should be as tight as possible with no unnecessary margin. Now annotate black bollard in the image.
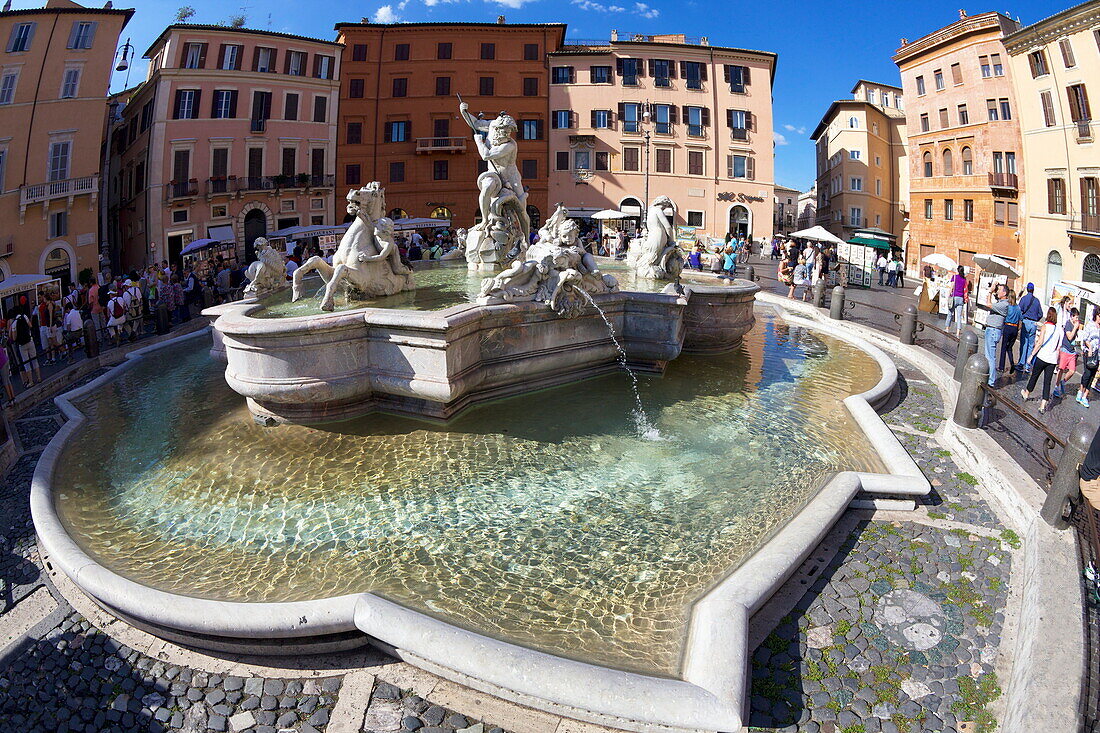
[155,302,170,335]
[82,320,99,359]
[743,265,756,282]
[952,352,989,429]
[953,328,980,382]
[1042,420,1094,529]
[829,285,845,320]
[900,304,919,345]
[812,279,826,308]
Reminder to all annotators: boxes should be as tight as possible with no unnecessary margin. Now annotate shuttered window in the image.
[1060,38,1077,68]
[1048,178,1066,214]
[1068,84,1092,122]
[67,21,96,50]
[1041,91,1056,127]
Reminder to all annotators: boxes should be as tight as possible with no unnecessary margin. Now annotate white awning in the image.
[208,225,235,242]
[394,217,450,231]
[0,274,51,299]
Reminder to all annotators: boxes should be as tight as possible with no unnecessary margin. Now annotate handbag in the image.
[1088,350,1099,371]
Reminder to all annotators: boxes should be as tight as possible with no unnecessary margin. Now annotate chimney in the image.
[610,29,618,41]
[497,15,505,24]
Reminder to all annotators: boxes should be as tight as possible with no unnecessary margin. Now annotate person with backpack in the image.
[106,288,127,347]
[124,279,144,341]
[9,305,40,387]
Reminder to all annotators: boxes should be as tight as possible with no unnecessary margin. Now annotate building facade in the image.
[1005,0,1100,301]
[0,0,132,286]
[773,184,800,235]
[894,11,1025,278]
[796,184,817,230]
[546,32,776,242]
[810,80,908,247]
[109,24,341,270]
[335,21,565,231]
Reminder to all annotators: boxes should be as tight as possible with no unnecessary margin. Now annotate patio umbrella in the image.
[921,253,957,271]
[787,225,845,244]
[973,254,1020,278]
[592,209,630,220]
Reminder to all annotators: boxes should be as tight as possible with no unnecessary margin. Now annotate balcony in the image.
[988,172,1018,190]
[730,128,750,143]
[167,180,199,200]
[1078,120,1094,143]
[20,174,99,206]
[239,176,276,192]
[207,177,230,195]
[309,174,335,188]
[250,118,267,134]
[846,216,867,228]
[415,137,467,154]
[1073,213,1100,234]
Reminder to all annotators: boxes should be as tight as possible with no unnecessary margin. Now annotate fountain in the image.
[626,195,685,281]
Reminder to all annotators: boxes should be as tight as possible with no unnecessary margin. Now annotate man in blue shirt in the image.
[1016,282,1043,373]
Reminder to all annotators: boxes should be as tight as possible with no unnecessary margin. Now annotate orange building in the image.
[109,24,342,270]
[334,21,566,230]
[0,0,132,286]
[894,11,1026,277]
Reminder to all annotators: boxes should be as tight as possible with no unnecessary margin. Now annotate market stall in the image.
[0,274,55,318]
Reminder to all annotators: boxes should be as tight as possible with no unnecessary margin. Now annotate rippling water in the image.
[54,309,883,676]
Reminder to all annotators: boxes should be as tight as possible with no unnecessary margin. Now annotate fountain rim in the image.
[30,307,930,732]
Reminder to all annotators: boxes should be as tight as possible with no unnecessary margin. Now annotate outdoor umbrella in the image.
[788,225,845,244]
[973,254,1020,278]
[921,253,957,271]
[592,210,630,220]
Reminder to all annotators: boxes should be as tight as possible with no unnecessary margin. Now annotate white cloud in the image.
[493,0,536,8]
[783,124,807,135]
[634,2,659,18]
[774,131,789,146]
[574,0,654,15]
[373,4,402,22]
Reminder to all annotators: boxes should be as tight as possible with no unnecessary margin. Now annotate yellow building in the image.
[1005,0,1100,300]
[810,80,908,248]
[0,0,133,287]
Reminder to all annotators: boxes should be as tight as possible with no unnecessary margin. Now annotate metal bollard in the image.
[829,285,845,320]
[952,352,989,429]
[743,265,756,282]
[812,279,826,308]
[82,320,99,359]
[953,328,980,382]
[900,304,918,345]
[1041,420,1094,529]
[155,302,170,335]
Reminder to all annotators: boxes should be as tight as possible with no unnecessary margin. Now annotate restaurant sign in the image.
[717,191,766,203]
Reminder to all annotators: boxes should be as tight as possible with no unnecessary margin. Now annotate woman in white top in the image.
[1021,306,1063,414]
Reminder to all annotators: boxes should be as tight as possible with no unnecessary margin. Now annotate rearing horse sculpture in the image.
[292,184,414,311]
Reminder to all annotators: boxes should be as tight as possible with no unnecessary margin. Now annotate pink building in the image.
[547,32,776,243]
[109,24,341,270]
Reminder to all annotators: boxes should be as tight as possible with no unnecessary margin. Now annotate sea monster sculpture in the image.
[627,195,685,281]
[243,237,287,297]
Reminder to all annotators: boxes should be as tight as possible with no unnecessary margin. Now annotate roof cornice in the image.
[893,12,1019,66]
[1004,0,1100,54]
[144,23,343,59]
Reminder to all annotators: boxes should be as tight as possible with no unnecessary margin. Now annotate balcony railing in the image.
[730,127,750,142]
[988,172,1018,189]
[20,174,99,206]
[167,180,198,200]
[847,216,867,228]
[239,176,276,192]
[1074,212,1100,234]
[415,137,467,153]
[250,118,267,133]
[208,177,230,194]
[309,174,335,188]
[1078,120,1094,143]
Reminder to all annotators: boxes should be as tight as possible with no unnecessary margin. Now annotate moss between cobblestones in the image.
[956,472,979,486]
[999,529,1021,549]
[952,672,1002,732]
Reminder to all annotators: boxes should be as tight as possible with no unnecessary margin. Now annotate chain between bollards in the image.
[1041,420,1094,529]
[896,304,919,345]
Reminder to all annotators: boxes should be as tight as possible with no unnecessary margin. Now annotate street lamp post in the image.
[642,103,652,226]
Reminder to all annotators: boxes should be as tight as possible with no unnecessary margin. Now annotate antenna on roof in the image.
[2,0,12,10]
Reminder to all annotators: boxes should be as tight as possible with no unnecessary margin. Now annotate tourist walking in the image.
[998,291,1021,375]
[1054,308,1082,399]
[894,258,905,288]
[1021,307,1062,414]
[876,253,888,286]
[62,303,82,362]
[984,284,1008,387]
[1016,283,1042,373]
[1078,309,1100,408]
[9,306,39,387]
[105,289,127,347]
[944,266,969,336]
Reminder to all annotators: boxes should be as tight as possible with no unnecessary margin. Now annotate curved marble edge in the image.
[31,303,930,732]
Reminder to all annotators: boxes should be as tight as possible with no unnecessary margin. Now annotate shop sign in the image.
[717,192,765,203]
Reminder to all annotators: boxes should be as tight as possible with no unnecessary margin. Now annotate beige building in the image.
[810,80,908,249]
[547,32,776,242]
[773,183,800,235]
[796,184,816,230]
[1005,0,1100,300]
[0,0,132,287]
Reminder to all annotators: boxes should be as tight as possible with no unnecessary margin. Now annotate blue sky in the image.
[49,0,1063,190]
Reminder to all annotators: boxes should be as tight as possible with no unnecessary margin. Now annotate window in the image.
[1068,84,1092,122]
[725,65,749,93]
[394,43,410,61]
[524,43,539,61]
[1048,178,1066,214]
[685,106,708,137]
[437,42,451,60]
[480,43,495,60]
[683,61,705,90]
[591,110,610,130]
[433,160,448,181]
[958,103,969,125]
[655,147,672,173]
[555,151,570,171]
[552,110,573,129]
[551,66,574,84]
[651,59,672,87]
[653,104,673,134]
[849,207,862,226]
[182,42,204,69]
[346,164,361,185]
[938,108,948,128]
[389,161,404,183]
[964,199,974,222]
[352,44,368,62]
[922,151,933,177]
[281,147,296,177]
[934,69,944,90]
[961,147,973,175]
[866,88,876,103]
[521,119,543,139]
[1041,91,1056,127]
[212,90,235,118]
[433,76,450,96]
[49,211,67,238]
[60,68,80,98]
[68,21,95,50]
[349,78,365,99]
[595,152,609,171]
[7,22,35,53]
[688,150,704,176]
[992,54,1004,76]
[343,120,363,145]
[920,113,929,132]
[941,148,953,176]
[432,118,450,138]
[1007,202,1019,226]
[875,179,882,195]
[980,55,991,78]
[916,75,926,95]
[286,50,306,76]
[1060,38,1077,68]
[849,116,859,128]
[994,200,1005,225]
[924,199,933,219]
[849,150,861,160]
[999,99,1012,120]
[479,77,494,96]
[619,102,641,133]
[385,120,409,142]
[992,151,1004,173]
[48,141,70,181]
[0,70,17,104]
[729,154,753,179]
[173,89,198,119]
[951,63,962,85]
[1029,50,1049,77]
[619,58,642,86]
[623,146,640,171]
[523,77,538,96]
[140,100,153,129]
[987,99,999,121]
[590,65,612,84]
[944,199,954,220]
[392,78,407,97]
[219,44,242,70]
[316,55,335,81]
[728,108,750,140]
[254,47,275,73]
[574,151,590,171]
[313,96,326,123]
[850,177,863,191]
[284,93,298,120]
[521,159,537,179]
[211,148,227,179]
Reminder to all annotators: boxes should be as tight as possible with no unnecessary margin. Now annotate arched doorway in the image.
[44,246,73,288]
[1085,253,1100,284]
[429,206,452,221]
[244,209,267,263]
[1046,250,1063,305]
[729,205,750,240]
[526,205,541,229]
[619,196,643,235]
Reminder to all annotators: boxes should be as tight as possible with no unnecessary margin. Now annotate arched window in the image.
[389,208,409,220]
[848,116,859,128]
[961,146,973,175]
[922,151,933,177]
[1046,250,1063,304]
[429,206,452,220]
[1084,254,1100,284]
[942,148,954,176]
[44,247,72,287]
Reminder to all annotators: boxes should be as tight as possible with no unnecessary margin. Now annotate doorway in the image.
[729,205,750,239]
[244,209,267,262]
[1046,250,1063,304]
